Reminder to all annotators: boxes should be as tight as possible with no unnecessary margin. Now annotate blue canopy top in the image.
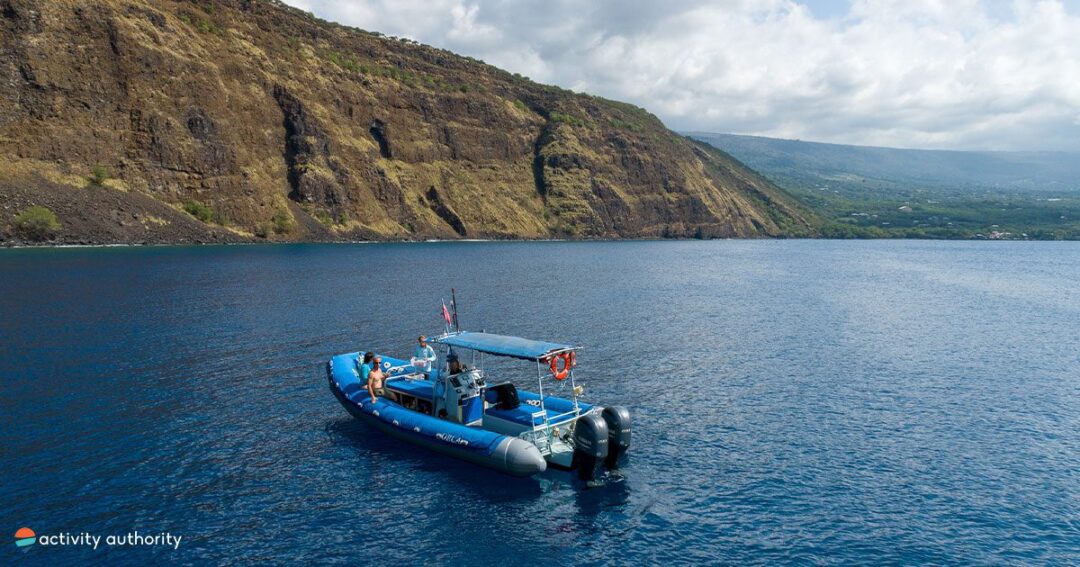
[433,332,574,361]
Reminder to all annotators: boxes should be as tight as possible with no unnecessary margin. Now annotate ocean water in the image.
[2,240,1078,565]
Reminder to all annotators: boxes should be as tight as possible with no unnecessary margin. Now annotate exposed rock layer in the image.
[0,0,814,243]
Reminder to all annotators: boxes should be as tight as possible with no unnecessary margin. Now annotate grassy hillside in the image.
[690,133,1080,239]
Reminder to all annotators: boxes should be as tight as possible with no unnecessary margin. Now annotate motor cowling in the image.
[601,406,632,469]
[573,411,609,481]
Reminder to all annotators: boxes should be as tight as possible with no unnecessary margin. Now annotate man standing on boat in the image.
[414,335,436,371]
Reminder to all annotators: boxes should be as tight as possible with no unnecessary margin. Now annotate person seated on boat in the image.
[367,355,387,403]
[445,351,483,388]
[447,352,468,376]
[358,352,375,385]
[413,335,436,371]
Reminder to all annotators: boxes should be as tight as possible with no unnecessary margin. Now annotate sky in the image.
[281,0,1080,152]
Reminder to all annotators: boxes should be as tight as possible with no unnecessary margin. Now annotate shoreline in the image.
[2,236,1076,250]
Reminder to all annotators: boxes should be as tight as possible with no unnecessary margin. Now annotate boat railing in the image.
[542,409,580,427]
[529,409,583,438]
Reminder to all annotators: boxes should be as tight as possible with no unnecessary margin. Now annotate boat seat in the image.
[485,403,579,428]
[385,378,435,401]
[484,382,520,409]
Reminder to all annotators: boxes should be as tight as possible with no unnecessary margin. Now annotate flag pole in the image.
[451,288,460,331]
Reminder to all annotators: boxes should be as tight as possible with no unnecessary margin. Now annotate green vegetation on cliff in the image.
[13,206,61,241]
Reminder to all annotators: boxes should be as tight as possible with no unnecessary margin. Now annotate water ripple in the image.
[2,241,1078,565]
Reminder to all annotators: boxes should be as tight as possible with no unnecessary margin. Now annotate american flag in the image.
[441,301,453,326]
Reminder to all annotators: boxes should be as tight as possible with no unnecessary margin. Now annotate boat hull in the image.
[327,355,546,477]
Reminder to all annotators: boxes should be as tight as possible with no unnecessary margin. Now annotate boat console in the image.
[436,368,485,425]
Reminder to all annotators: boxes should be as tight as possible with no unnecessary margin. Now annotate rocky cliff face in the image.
[0,0,814,244]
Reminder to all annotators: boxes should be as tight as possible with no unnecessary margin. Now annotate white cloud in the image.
[283,0,1080,151]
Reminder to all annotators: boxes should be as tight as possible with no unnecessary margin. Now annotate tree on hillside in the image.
[14,206,61,241]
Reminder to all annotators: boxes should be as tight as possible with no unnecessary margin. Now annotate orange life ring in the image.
[549,352,572,380]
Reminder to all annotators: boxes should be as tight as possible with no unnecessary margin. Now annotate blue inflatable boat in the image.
[327,331,631,479]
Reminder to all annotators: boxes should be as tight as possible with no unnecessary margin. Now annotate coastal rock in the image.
[0,0,815,244]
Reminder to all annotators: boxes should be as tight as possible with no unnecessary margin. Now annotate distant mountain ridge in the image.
[687,132,1080,198]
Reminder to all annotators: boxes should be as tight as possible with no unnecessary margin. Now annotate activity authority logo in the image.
[15,527,36,547]
[12,527,182,551]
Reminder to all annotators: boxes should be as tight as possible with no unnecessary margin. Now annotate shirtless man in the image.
[367,355,387,403]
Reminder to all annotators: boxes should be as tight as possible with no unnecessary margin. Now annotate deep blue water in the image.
[2,240,1078,565]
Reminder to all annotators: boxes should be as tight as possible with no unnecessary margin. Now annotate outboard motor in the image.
[572,412,609,481]
[601,406,632,469]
